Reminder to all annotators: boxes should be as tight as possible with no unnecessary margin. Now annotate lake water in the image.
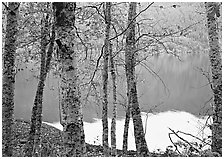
[14,52,212,123]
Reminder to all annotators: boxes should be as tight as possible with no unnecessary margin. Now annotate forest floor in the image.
[12,119,141,157]
[12,119,209,157]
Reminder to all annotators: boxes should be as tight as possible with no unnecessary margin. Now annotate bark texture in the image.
[122,95,131,155]
[54,2,86,156]
[2,2,19,157]
[24,14,55,157]
[102,2,111,156]
[205,2,222,156]
[125,2,149,156]
[109,43,117,156]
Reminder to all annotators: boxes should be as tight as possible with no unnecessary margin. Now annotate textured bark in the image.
[24,14,55,157]
[109,43,117,156]
[122,96,131,156]
[125,2,149,156]
[54,2,86,156]
[205,2,222,156]
[2,2,19,157]
[102,2,111,157]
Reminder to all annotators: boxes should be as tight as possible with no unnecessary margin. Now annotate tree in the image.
[102,2,111,156]
[205,2,222,156]
[122,93,131,155]
[2,2,20,157]
[24,10,55,156]
[124,2,149,156]
[53,2,86,156]
[109,42,117,156]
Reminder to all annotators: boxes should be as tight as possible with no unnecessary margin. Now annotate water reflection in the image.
[14,52,212,123]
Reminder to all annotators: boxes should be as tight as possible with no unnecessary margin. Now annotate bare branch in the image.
[168,128,200,153]
[175,130,211,146]
[139,61,170,97]
[168,132,182,155]
[73,25,88,60]
[109,2,154,41]
[85,3,105,21]
[88,44,105,83]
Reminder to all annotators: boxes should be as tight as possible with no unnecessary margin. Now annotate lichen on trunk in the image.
[109,42,117,156]
[101,2,112,156]
[205,2,222,156]
[24,13,55,157]
[2,2,19,157]
[53,2,86,156]
[124,2,149,157]
[122,95,131,156]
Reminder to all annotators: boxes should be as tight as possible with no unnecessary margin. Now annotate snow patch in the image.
[43,111,211,151]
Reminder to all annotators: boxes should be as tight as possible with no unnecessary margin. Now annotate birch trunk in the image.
[102,2,111,156]
[125,2,149,156]
[122,94,131,155]
[53,2,86,156]
[205,2,222,156]
[24,14,55,157]
[2,2,19,157]
[123,83,131,155]
[109,42,117,156]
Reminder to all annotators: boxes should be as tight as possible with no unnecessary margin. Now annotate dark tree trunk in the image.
[205,2,222,156]
[124,2,149,157]
[53,2,86,156]
[24,14,55,157]
[2,2,19,157]
[102,2,111,156]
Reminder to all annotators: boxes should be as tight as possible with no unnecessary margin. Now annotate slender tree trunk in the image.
[2,2,19,157]
[125,2,149,156]
[102,2,111,156]
[122,93,131,155]
[205,2,222,156]
[53,2,86,156]
[109,42,117,156]
[24,14,55,157]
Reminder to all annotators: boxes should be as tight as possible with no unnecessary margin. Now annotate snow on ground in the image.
[43,110,212,152]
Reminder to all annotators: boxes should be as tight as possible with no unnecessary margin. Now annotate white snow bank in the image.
[43,110,211,152]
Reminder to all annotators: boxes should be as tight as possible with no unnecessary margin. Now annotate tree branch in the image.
[168,128,200,154]
[109,2,154,41]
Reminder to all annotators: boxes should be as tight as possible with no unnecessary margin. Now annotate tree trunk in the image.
[125,2,149,156]
[102,2,111,156]
[24,14,55,157]
[2,2,19,157]
[53,2,86,156]
[109,43,117,156]
[205,2,222,156]
[122,96,131,156]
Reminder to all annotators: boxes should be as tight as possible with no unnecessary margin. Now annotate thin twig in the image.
[140,61,170,97]
[143,102,164,135]
[168,128,200,153]
[73,25,88,60]
[86,3,105,20]
[168,132,182,155]
[137,18,206,39]
[85,44,105,86]
[175,130,211,146]
[109,2,154,41]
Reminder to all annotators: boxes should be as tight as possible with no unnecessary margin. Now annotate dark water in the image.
[14,53,212,123]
